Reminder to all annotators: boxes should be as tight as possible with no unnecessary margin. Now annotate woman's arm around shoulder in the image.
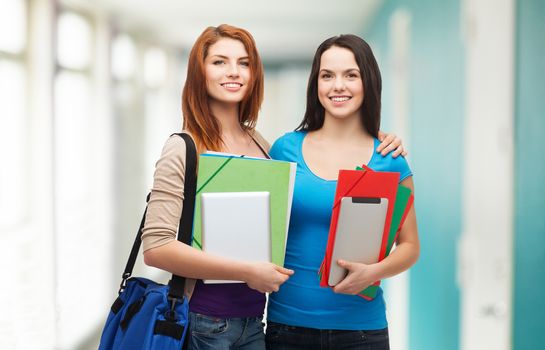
[377,130,408,158]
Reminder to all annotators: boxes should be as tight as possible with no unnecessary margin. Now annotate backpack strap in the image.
[119,133,197,296]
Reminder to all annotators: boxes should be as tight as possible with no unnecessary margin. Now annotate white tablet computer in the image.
[328,196,388,286]
[201,191,271,283]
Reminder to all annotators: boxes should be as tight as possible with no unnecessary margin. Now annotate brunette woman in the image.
[266,34,420,350]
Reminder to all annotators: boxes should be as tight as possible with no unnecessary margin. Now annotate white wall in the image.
[258,65,310,144]
[459,0,515,349]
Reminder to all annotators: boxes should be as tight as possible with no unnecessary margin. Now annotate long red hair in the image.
[182,24,264,152]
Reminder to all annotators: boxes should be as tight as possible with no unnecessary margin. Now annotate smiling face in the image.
[204,38,251,105]
[317,45,364,122]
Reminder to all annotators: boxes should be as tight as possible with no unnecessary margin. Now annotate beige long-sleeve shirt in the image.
[141,130,271,252]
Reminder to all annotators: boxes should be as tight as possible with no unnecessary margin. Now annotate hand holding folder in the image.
[193,153,296,267]
[358,182,413,299]
[319,165,413,300]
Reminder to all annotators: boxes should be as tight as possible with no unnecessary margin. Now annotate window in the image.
[112,34,137,81]
[0,0,27,54]
[54,10,106,349]
[144,47,167,88]
[57,12,92,70]
[0,0,28,230]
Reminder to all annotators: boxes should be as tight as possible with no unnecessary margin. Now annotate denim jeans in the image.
[187,312,266,350]
[265,321,389,350]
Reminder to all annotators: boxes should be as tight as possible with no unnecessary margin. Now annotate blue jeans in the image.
[265,321,389,350]
[188,312,266,350]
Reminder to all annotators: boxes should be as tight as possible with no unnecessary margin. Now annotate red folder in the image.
[319,166,399,291]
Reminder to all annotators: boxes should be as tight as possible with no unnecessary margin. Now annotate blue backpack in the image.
[99,133,196,350]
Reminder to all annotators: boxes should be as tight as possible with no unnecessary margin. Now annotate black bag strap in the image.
[119,132,197,300]
[167,133,197,299]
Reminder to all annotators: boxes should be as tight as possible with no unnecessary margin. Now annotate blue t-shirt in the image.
[267,131,412,330]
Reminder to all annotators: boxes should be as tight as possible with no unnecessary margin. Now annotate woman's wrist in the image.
[234,260,253,283]
[369,261,387,282]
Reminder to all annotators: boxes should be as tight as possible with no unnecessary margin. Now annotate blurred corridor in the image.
[1,0,544,349]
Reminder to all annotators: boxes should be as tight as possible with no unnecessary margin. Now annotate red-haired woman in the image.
[141,25,405,350]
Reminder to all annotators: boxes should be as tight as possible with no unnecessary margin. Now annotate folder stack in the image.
[192,152,296,267]
[319,165,414,300]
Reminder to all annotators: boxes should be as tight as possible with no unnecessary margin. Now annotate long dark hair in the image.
[296,34,382,138]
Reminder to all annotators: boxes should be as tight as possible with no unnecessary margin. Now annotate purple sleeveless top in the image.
[189,281,265,318]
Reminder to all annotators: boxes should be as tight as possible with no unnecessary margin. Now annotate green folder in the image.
[193,154,295,266]
[384,185,412,257]
[359,183,412,299]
